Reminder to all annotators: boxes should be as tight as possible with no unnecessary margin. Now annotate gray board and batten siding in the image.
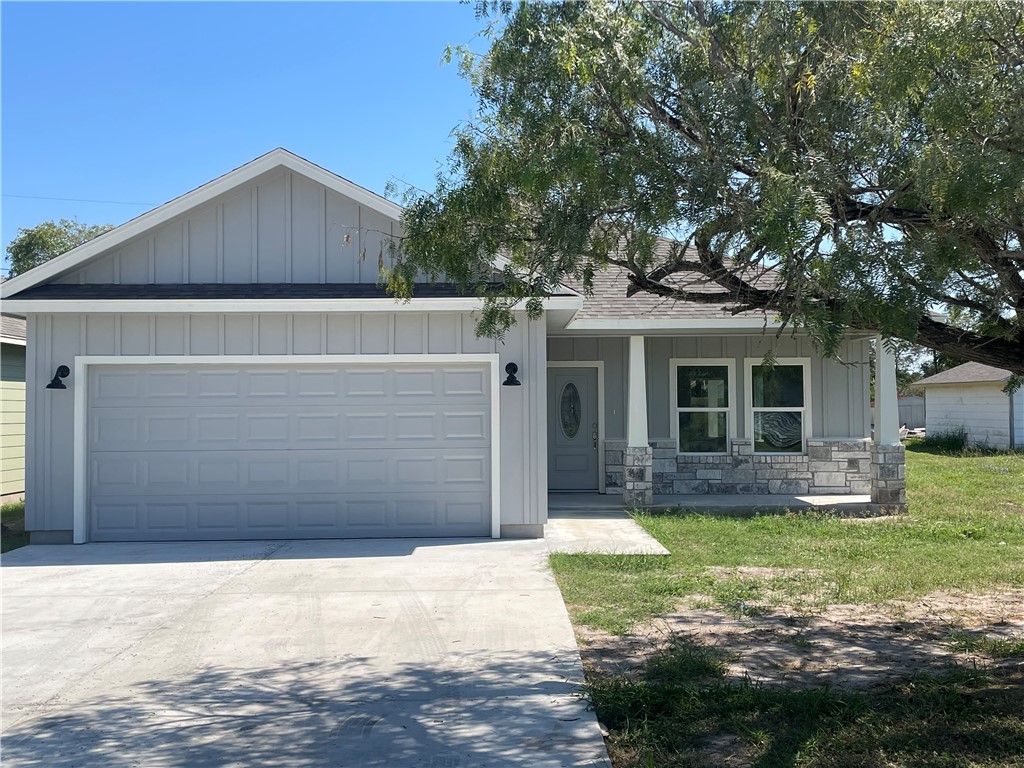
[547,334,873,443]
[53,169,404,287]
[20,163,549,541]
[27,310,548,542]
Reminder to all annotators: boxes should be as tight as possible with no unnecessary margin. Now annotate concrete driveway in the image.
[1,539,611,767]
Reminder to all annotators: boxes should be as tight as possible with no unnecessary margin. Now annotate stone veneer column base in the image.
[623,446,653,507]
[870,443,907,512]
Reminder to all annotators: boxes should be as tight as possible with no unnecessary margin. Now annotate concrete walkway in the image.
[547,495,670,555]
[1,539,611,768]
[544,488,876,556]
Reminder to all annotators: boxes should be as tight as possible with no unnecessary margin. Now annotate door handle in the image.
[592,431,598,449]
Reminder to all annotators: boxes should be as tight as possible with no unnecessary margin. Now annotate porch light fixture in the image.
[46,365,71,390]
[502,363,521,386]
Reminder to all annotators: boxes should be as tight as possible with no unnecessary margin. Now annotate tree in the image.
[5,219,113,278]
[393,1,1024,374]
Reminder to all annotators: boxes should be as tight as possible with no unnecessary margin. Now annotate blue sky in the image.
[1,1,486,273]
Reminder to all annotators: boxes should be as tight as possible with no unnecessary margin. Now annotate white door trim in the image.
[546,361,605,494]
[73,353,502,543]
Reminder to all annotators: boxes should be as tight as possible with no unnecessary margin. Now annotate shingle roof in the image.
[565,264,769,321]
[564,234,779,325]
[0,313,25,342]
[915,361,1012,386]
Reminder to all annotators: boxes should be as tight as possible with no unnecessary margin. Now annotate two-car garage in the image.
[84,360,495,541]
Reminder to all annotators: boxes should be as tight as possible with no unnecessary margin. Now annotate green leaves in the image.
[5,219,113,278]
[397,1,1023,371]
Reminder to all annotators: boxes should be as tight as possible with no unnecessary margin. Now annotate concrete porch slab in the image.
[548,489,876,528]
[546,494,670,556]
[654,493,875,514]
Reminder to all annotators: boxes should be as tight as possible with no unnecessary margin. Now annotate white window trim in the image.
[744,357,812,455]
[72,354,501,544]
[669,358,736,455]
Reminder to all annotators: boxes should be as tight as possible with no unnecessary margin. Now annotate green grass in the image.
[588,637,1024,768]
[551,444,1024,634]
[554,446,1024,767]
[948,630,1024,659]
[1,500,29,553]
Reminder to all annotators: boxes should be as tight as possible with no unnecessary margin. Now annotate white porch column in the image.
[627,335,649,447]
[874,335,900,445]
[871,335,907,510]
[624,336,653,506]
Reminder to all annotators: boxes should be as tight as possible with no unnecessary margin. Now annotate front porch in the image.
[547,332,908,512]
[549,491,875,516]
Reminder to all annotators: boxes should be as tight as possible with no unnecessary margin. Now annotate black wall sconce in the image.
[46,365,70,390]
[502,362,521,386]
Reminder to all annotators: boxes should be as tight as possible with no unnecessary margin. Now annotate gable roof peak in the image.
[914,361,1012,387]
[1,149,404,298]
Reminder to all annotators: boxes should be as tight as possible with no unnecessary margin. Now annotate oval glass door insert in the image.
[559,382,582,439]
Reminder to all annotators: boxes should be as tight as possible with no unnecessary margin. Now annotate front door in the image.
[548,367,599,490]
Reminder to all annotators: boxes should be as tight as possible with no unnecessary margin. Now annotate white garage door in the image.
[87,363,492,541]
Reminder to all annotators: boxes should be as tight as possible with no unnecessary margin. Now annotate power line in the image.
[2,194,156,206]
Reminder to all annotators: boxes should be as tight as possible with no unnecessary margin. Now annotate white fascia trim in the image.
[566,317,782,331]
[1,149,405,299]
[4,296,584,315]
[72,353,501,544]
[548,361,606,493]
[545,297,585,311]
[487,253,581,298]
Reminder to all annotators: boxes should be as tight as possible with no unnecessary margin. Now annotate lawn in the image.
[1,500,29,553]
[551,443,1024,767]
[552,443,1024,634]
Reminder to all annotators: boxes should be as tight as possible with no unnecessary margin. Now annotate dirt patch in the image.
[704,566,821,579]
[576,589,1024,690]
[840,514,904,523]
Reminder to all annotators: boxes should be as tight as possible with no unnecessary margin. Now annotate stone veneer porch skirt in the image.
[605,438,877,496]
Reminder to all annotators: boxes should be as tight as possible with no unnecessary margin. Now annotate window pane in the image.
[678,411,728,453]
[559,383,581,439]
[677,366,729,409]
[753,412,803,453]
[752,365,804,408]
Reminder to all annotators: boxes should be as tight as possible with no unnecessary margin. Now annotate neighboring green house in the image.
[1,314,27,499]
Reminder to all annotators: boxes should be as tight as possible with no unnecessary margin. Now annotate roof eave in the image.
[1,295,584,315]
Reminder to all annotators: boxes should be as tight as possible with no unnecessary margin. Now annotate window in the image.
[671,359,734,453]
[748,360,809,453]
[559,382,582,439]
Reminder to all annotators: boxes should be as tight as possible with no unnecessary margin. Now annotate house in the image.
[915,362,1023,450]
[1,314,27,499]
[0,149,906,544]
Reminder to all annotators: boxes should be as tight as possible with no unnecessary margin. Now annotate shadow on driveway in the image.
[3,653,606,767]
